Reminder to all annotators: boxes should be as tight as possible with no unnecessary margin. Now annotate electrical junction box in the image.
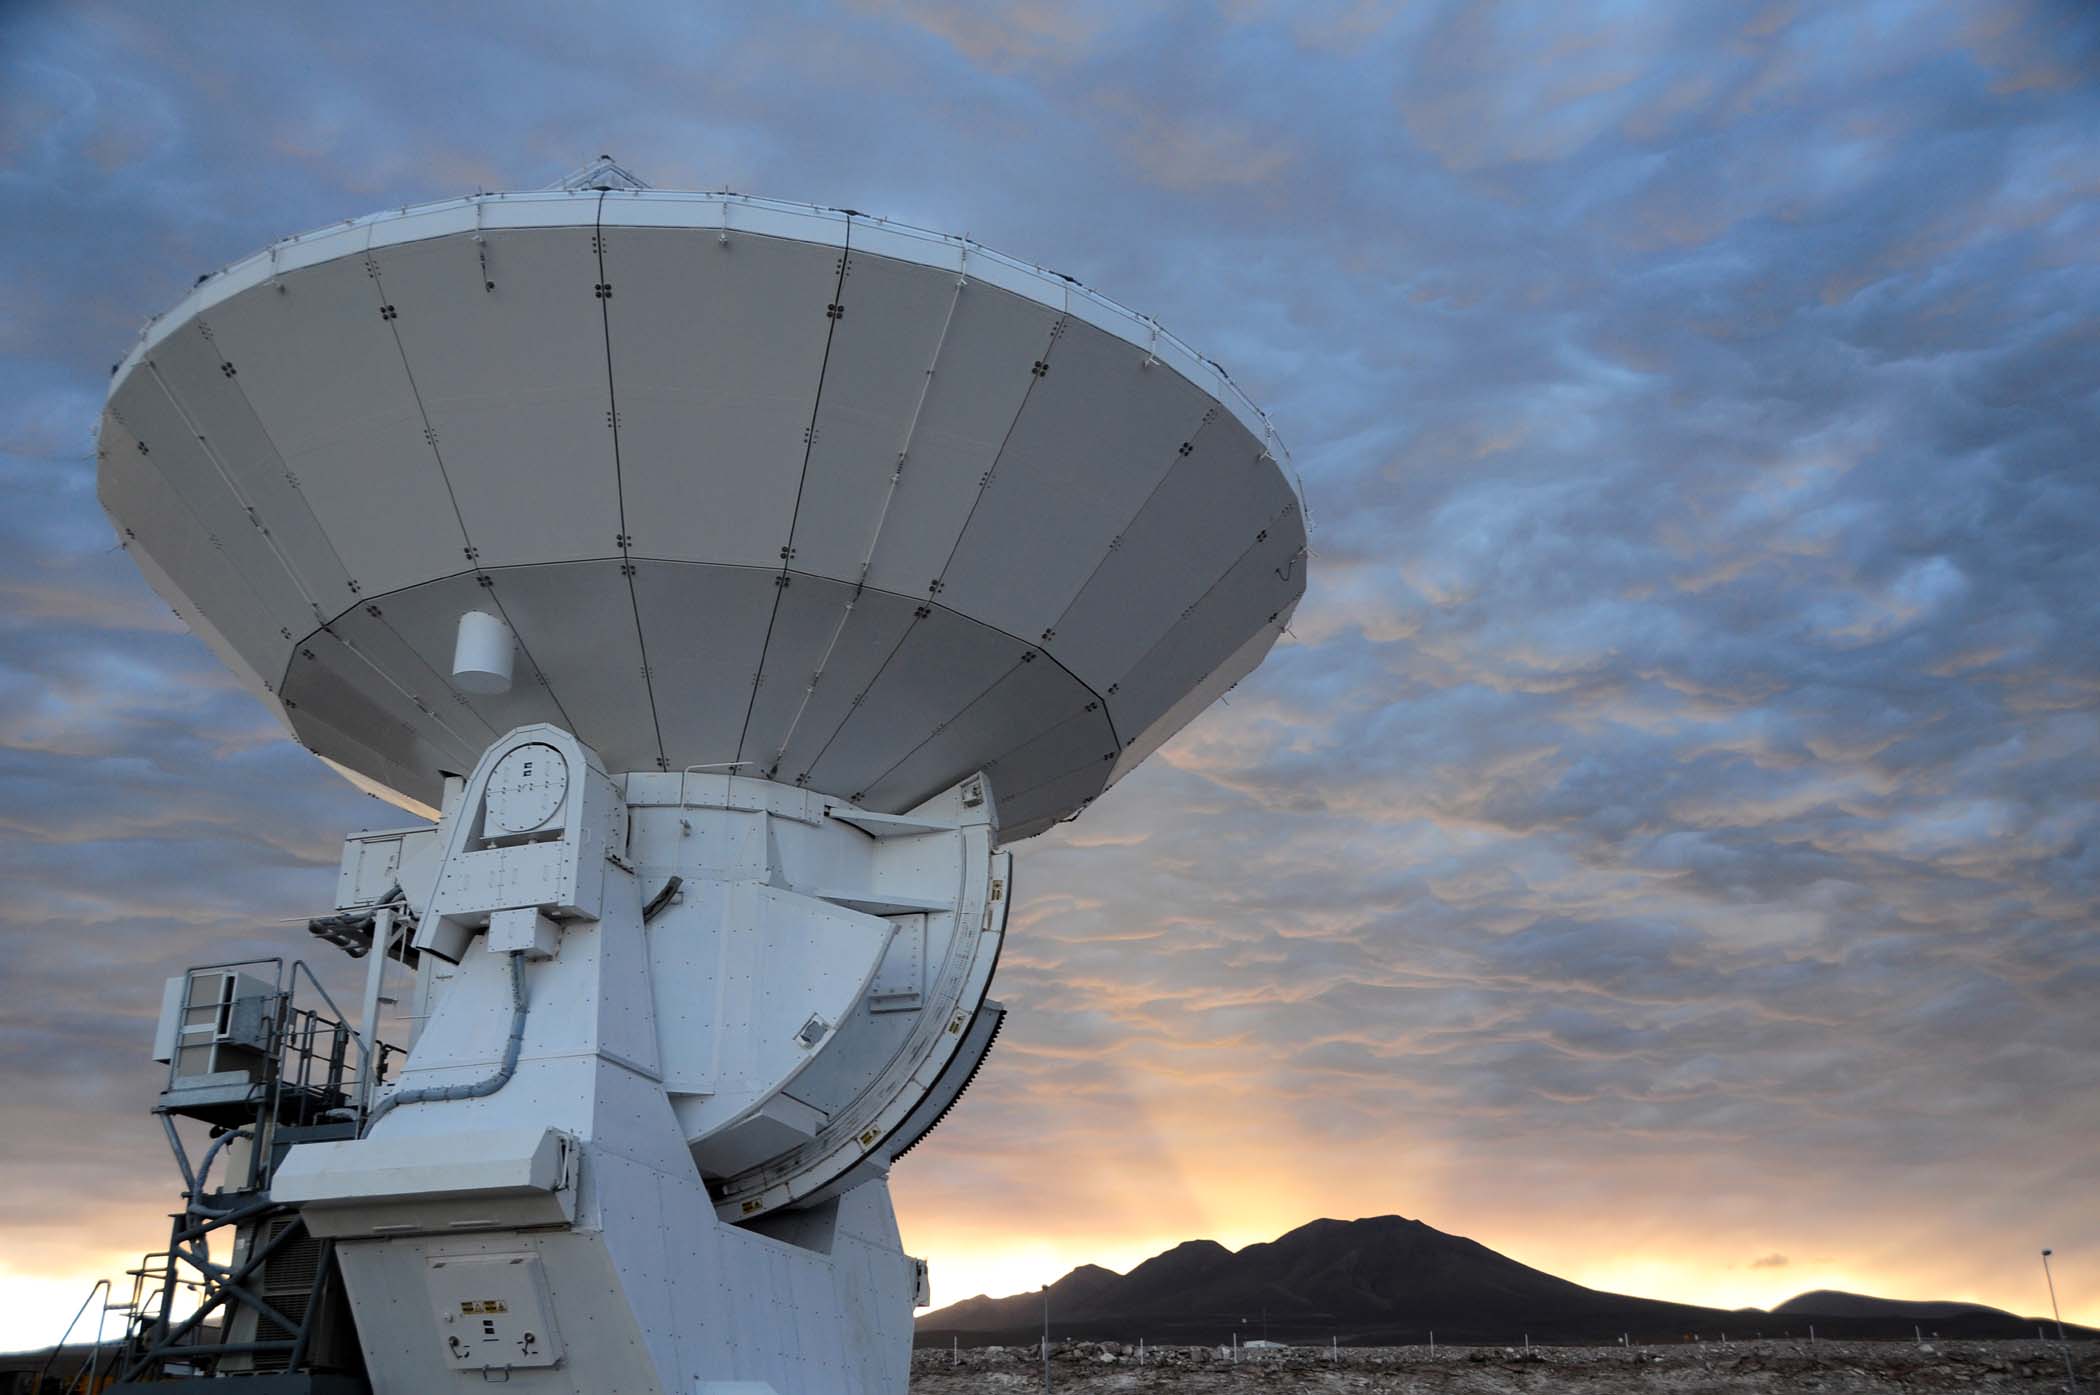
[336,824,444,912]
[427,1252,563,1370]
[488,906,561,961]
[153,969,273,1076]
[337,832,401,909]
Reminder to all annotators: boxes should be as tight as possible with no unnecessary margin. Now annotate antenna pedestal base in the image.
[270,726,1003,1393]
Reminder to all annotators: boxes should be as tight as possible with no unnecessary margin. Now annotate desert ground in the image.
[909,1340,2094,1392]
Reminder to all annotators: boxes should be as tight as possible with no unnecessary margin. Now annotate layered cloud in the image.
[1,0,2094,1346]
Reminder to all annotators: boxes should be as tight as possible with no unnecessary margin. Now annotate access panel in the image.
[426,1251,564,1370]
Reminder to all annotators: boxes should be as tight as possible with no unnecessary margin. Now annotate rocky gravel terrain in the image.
[910,1339,2095,1392]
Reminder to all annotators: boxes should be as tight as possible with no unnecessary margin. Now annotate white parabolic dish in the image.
[98,188,1307,840]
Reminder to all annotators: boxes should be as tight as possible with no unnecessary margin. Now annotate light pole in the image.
[2042,1249,2078,1393]
[1041,1284,1050,1395]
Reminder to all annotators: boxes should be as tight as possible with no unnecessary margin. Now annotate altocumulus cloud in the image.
[0,0,2096,1340]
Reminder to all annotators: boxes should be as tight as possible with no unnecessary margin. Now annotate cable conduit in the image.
[362,949,529,1133]
[183,1126,253,1219]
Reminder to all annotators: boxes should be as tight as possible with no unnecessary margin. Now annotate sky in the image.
[2,0,2098,1352]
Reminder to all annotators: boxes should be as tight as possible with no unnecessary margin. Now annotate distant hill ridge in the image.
[916,1215,2091,1347]
[1775,1290,2001,1320]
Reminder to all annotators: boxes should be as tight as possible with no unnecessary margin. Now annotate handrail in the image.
[178,954,286,985]
[288,956,358,1128]
[32,1277,110,1394]
[286,956,350,1026]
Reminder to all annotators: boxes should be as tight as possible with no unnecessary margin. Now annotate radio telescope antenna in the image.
[95,171,1306,1395]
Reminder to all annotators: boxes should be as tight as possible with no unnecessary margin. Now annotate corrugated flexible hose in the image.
[184,1125,254,1218]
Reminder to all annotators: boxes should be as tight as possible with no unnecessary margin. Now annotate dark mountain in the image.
[1775,1290,2004,1321]
[925,1263,1122,1333]
[917,1215,2095,1347]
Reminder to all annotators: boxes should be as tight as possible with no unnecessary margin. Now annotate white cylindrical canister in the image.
[451,610,515,694]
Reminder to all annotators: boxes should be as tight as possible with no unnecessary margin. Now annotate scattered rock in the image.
[909,1338,2097,1391]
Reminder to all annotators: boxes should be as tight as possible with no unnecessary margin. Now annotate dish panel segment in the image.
[97,414,286,693]
[857,660,1102,820]
[782,250,959,585]
[764,590,923,787]
[145,322,357,614]
[857,280,1063,600]
[375,228,620,569]
[486,561,661,776]
[1050,422,1302,689]
[1104,520,1306,765]
[602,227,837,569]
[799,605,1047,804]
[937,317,1214,645]
[105,371,319,645]
[202,252,468,600]
[628,561,781,771]
[280,631,484,782]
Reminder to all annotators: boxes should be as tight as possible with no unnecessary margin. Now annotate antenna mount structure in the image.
[91,172,1306,1395]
